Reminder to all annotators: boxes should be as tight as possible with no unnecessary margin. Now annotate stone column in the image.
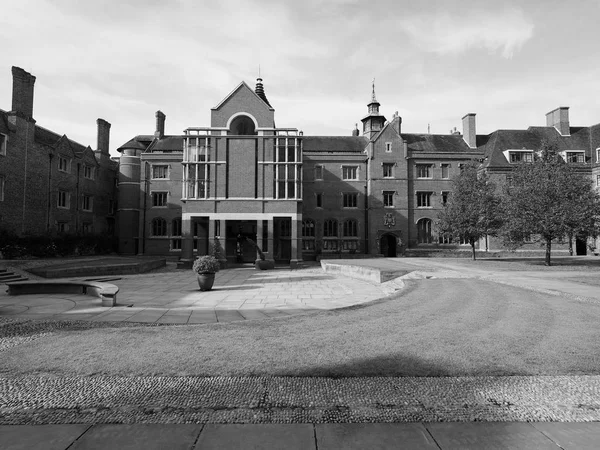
[177,217,194,269]
[256,219,264,261]
[290,217,301,268]
[265,219,274,261]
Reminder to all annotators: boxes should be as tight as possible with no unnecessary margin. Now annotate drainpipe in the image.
[76,163,81,232]
[47,154,53,232]
[364,182,369,254]
[140,161,149,254]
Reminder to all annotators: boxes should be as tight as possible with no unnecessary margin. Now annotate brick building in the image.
[0,67,118,238]
[115,78,600,263]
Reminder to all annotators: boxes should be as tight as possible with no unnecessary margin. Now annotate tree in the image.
[437,162,502,260]
[500,143,600,266]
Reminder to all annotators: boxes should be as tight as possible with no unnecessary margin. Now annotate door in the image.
[380,234,397,257]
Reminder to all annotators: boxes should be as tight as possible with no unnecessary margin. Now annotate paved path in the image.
[0,266,395,324]
[2,422,600,449]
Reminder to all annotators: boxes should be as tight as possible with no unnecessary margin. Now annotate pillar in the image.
[290,217,301,268]
[266,219,274,261]
[256,219,264,261]
[177,217,194,269]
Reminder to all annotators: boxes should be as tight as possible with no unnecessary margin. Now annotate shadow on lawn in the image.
[290,353,521,378]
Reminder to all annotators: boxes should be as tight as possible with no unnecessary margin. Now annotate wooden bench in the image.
[6,280,119,307]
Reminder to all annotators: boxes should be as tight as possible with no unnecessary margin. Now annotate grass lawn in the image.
[2,277,600,378]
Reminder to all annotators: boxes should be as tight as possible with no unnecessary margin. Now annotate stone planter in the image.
[255,259,275,270]
[197,273,216,291]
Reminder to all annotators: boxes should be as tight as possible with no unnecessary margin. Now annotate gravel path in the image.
[1,375,600,424]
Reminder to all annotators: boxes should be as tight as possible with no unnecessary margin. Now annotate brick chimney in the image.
[391,111,402,135]
[96,119,111,155]
[155,110,165,139]
[546,107,570,135]
[11,66,36,119]
[462,113,476,148]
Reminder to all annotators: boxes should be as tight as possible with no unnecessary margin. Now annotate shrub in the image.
[192,255,221,274]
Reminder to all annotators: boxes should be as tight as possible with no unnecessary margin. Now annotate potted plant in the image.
[246,237,275,270]
[193,255,221,291]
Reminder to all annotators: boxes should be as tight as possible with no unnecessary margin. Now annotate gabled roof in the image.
[117,138,148,152]
[34,125,87,154]
[302,136,369,153]
[211,81,274,111]
[151,136,184,152]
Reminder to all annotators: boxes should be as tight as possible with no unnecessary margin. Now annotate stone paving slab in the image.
[532,422,600,450]
[195,424,315,450]
[315,423,439,449]
[0,424,91,450]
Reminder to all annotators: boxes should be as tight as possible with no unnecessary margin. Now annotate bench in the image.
[6,280,119,307]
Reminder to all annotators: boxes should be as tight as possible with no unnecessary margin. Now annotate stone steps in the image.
[0,269,29,284]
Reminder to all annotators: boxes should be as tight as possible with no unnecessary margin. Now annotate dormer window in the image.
[560,151,585,163]
[503,150,533,163]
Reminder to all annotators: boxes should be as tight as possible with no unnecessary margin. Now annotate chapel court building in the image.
[115,78,600,265]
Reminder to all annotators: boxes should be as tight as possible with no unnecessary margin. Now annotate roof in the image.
[302,136,368,153]
[212,81,275,111]
[34,125,87,153]
[151,136,184,152]
[117,138,148,152]
[402,133,481,153]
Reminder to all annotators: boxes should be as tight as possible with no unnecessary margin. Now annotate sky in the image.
[1,0,600,156]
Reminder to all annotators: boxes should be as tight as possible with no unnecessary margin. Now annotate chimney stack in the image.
[352,123,359,136]
[392,111,402,135]
[546,107,570,136]
[96,119,111,155]
[155,110,165,139]
[11,66,36,119]
[462,113,476,148]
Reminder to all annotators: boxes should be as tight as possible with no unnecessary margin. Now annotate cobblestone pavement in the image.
[0,266,397,324]
[1,375,600,424]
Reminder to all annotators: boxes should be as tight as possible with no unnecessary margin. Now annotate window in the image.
[108,199,115,215]
[509,152,533,163]
[152,218,167,236]
[324,219,338,237]
[0,175,4,201]
[302,219,315,237]
[57,221,69,233]
[82,195,93,212]
[438,233,453,244]
[322,239,339,251]
[274,137,300,199]
[83,165,94,180]
[441,164,450,179]
[171,239,182,250]
[343,219,358,237]
[342,166,358,180]
[183,136,213,199]
[597,174,600,186]
[385,142,392,153]
[416,164,432,178]
[383,163,394,178]
[57,190,70,209]
[343,192,358,208]
[316,193,323,208]
[82,223,92,234]
[152,191,168,207]
[417,218,433,244]
[314,165,323,180]
[565,152,585,163]
[597,149,600,163]
[441,191,449,205]
[506,175,513,186]
[0,133,7,156]
[171,218,182,236]
[383,191,394,207]
[302,240,315,251]
[417,192,432,207]
[58,156,69,172]
[152,165,169,179]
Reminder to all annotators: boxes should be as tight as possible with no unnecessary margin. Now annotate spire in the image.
[371,78,377,103]
[255,77,272,107]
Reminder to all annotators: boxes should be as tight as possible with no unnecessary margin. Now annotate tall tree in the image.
[501,143,600,266]
[437,162,502,260]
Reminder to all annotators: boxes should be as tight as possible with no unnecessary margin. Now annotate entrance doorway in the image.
[274,217,291,263]
[380,234,397,257]
[576,236,587,256]
[225,220,257,263]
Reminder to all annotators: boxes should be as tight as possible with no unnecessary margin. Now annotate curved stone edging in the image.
[6,280,119,307]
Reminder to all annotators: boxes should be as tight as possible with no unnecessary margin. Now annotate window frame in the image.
[342,165,358,181]
[0,133,7,156]
[58,156,70,173]
[441,191,449,205]
[385,142,392,153]
[343,219,358,237]
[0,174,4,201]
[416,164,432,179]
[152,217,167,236]
[441,163,450,179]
[323,219,338,237]
[417,191,432,208]
[152,164,170,180]
[383,163,394,178]
[152,191,168,207]
[314,165,323,181]
[342,192,358,208]
[315,192,323,208]
[83,165,95,180]
[81,194,93,212]
[383,190,394,208]
[57,190,70,209]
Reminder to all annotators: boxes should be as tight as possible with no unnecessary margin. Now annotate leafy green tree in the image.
[437,162,502,260]
[500,144,600,266]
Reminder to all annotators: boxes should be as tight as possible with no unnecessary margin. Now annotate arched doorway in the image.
[229,115,256,135]
[380,234,397,257]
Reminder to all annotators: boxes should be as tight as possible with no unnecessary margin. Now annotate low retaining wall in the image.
[320,261,407,284]
[6,280,119,306]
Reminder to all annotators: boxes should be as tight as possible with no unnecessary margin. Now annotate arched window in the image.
[171,218,182,236]
[417,218,433,244]
[343,219,358,237]
[152,218,167,236]
[229,115,256,135]
[302,219,315,237]
[323,219,338,237]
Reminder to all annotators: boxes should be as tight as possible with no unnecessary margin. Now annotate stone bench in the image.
[6,280,119,307]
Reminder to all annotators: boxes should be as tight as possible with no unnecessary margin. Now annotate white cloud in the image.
[399,8,534,59]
